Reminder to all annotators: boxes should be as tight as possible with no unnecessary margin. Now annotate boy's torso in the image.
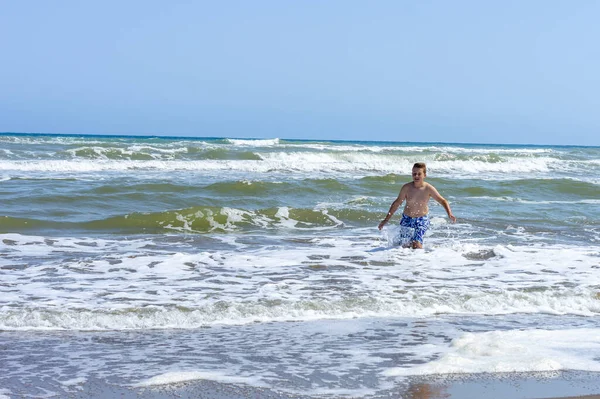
[403,182,430,217]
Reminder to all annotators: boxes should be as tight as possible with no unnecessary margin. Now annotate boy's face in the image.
[412,167,426,183]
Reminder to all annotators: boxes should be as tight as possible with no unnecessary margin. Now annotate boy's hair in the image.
[413,162,427,174]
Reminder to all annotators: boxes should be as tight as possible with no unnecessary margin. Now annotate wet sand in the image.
[5,372,599,399]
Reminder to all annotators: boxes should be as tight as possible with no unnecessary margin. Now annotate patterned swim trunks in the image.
[399,214,430,244]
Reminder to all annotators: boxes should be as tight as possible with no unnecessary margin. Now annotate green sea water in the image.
[1,133,598,242]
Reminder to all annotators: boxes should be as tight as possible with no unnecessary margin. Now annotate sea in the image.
[0,133,599,398]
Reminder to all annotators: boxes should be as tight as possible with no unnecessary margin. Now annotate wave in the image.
[468,196,600,205]
[204,180,294,195]
[0,216,57,230]
[0,206,382,233]
[192,148,261,160]
[9,175,597,205]
[360,173,414,185]
[1,146,598,180]
[458,178,600,198]
[87,206,378,232]
[1,156,594,176]
[63,146,176,161]
[89,182,191,195]
[2,287,598,331]
[385,328,600,376]
[57,146,262,161]
[2,134,597,157]
[188,178,350,196]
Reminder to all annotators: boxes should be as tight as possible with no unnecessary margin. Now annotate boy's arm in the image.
[378,186,406,230]
[429,185,457,223]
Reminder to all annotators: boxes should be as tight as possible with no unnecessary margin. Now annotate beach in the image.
[1,134,599,398]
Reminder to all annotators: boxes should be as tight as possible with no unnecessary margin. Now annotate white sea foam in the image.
[154,206,344,233]
[60,377,87,387]
[273,206,298,229]
[1,286,598,331]
[226,138,280,146]
[133,371,263,387]
[63,145,189,160]
[0,153,588,181]
[128,144,189,154]
[385,328,600,376]
[2,232,600,331]
[277,142,554,155]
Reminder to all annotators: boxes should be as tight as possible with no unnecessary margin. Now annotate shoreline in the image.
[4,372,600,399]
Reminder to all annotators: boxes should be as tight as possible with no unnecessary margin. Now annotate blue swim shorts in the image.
[399,214,430,244]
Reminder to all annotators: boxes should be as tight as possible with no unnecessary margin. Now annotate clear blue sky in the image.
[1,1,599,145]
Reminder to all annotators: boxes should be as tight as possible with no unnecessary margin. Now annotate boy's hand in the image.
[449,214,457,223]
[378,220,387,230]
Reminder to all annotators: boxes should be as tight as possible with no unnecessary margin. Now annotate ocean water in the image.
[0,133,599,398]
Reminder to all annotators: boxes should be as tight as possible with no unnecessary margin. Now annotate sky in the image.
[1,1,599,146]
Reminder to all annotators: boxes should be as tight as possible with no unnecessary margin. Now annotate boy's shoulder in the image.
[401,181,415,190]
[424,182,441,194]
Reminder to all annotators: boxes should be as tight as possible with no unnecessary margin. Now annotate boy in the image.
[378,162,456,249]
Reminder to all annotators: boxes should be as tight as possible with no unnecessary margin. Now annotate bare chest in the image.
[406,186,429,203]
